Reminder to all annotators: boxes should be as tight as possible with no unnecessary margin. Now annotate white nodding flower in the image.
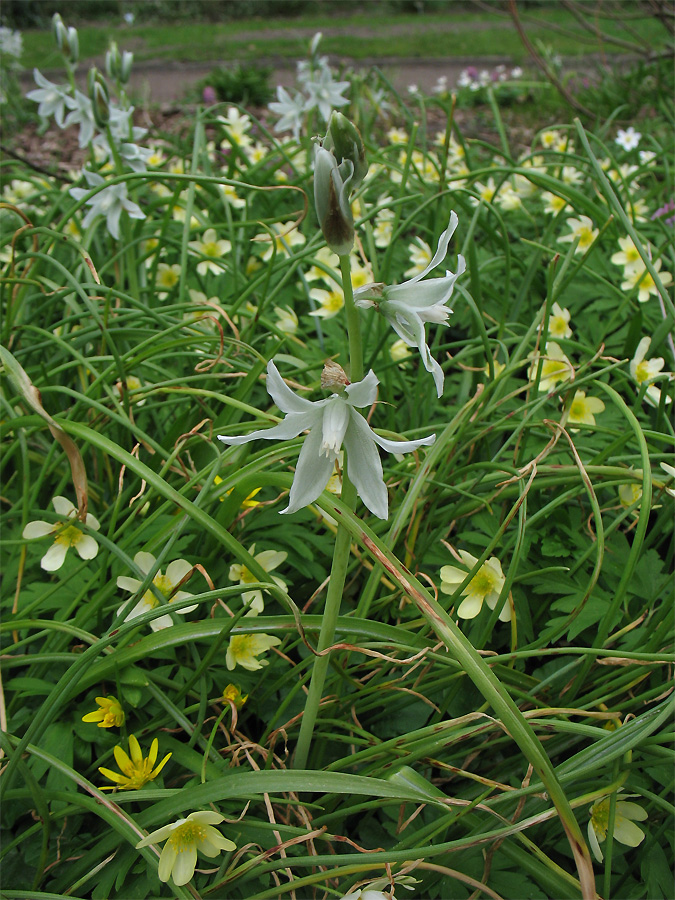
[354,213,465,397]
[136,811,235,886]
[218,361,435,520]
[69,169,144,239]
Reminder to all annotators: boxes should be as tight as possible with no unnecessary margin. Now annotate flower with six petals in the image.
[82,695,124,728]
[218,361,435,519]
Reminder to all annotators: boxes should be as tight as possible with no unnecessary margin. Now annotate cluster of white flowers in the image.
[269,33,349,139]
[456,63,523,92]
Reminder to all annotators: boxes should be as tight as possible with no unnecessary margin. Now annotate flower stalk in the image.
[293,252,361,769]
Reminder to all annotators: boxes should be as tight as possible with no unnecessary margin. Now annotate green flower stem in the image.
[340,253,363,383]
[293,253,363,770]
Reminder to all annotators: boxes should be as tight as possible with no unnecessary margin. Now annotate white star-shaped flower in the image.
[218,361,435,519]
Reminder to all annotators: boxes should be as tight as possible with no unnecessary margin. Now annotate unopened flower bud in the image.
[323,111,368,191]
[64,26,79,64]
[314,146,354,256]
[52,13,66,49]
[120,50,134,84]
[88,68,110,128]
[105,41,121,79]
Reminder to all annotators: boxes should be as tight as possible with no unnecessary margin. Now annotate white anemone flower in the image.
[26,69,75,128]
[117,551,197,631]
[354,213,465,397]
[630,336,672,406]
[229,544,287,614]
[22,496,100,571]
[69,169,145,239]
[218,361,435,519]
[615,127,641,152]
[440,550,510,621]
[588,792,647,863]
[136,811,235,886]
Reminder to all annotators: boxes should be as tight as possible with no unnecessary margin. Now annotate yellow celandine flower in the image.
[587,793,647,862]
[188,228,232,277]
[82,695,124,728]
[256,220,306,262]
[99,735,172,790]
[213,476,262,507]
[621,258,673,304]
[229,544,287,614]
[440,550,510,621]
[565,390,605,429]
[309,285,344,319]
[136,811,235,885]
[529,342,573,392]
[116,551,197,631]
[558,215,598,254]
[226,633,281,671]
[222,683,248,708]
[23,496,100,572]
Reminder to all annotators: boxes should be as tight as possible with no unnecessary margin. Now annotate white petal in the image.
[41,542,68,571]
[218,410,318,446]
[134,551,157,575]
[52,496,75,517]
[345,369,379,408]
[165,558,192,586]
[457,594,483,618]
[74,534,98,560]
[405,211,458,285]
[281,424,335,514]
[343,410,389,519]
[369,426,435,455]
[588,819,603,863]
[116,576,142,593]
[613,817,645,848]
[23,521,55,539]
[254,549,287,571]
[172,844,197,886]
[265,360,316,413]
[157,842,178,882]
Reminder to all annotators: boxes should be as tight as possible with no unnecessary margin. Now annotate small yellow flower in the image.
[82,695,125,728]
[566,390,605,428]
[99,735,171,790]
[214,476,262,507]
[226,633,281,671]
[440,550,510,621]
[588,793,647,862]
[541,191,568,216]
[222,683,248,708]
[136,811,236,886]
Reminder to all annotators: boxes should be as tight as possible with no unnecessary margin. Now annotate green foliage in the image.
[192,63,273,106]
[1,16,674,900]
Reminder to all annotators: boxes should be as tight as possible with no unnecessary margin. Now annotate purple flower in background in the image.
[651,200,675,226]
[202,85,217,105]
